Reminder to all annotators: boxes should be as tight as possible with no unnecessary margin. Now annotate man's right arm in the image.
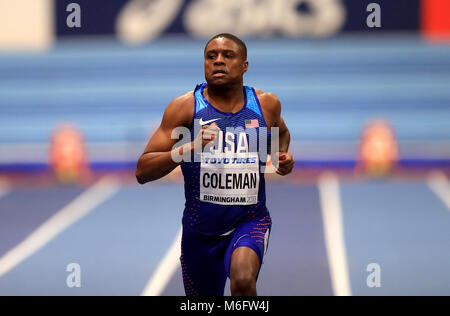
[135,93,194,184]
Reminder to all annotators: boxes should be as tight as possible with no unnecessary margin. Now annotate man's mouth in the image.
[212,70,227,75]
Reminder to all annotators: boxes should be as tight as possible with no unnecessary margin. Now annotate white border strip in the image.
[427,170,450,210]
[0,175,120,278]
[318,172,352,296]
[141,226,182,296]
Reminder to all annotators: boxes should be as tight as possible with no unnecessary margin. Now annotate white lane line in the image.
[141,226,182,296]
[427,170,450,210]
[0,175,120,278]
[318,172,352,296]
[0,177,10,200]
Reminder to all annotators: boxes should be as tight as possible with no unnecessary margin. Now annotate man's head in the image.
[204,33,248,87]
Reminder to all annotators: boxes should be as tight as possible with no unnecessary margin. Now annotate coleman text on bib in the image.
[200,152,259,205]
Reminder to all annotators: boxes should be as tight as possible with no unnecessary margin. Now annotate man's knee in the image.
[229,246,260,295]
[230,271,256,294]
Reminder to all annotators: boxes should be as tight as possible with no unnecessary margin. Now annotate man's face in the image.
[204,37,248,86]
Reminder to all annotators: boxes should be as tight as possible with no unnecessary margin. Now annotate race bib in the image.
[200,152,259,205]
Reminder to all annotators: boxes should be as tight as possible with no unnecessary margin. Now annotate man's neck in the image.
[205,82,245,113]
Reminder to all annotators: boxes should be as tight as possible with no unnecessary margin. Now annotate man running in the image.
[136,33,293,296]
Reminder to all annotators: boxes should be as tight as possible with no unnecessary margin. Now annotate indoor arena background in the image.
[0,0,449,296]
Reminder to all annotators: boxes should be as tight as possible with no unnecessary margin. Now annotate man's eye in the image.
[207,55,215,59]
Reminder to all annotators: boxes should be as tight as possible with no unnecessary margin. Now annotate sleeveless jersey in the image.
[181,83,271,236]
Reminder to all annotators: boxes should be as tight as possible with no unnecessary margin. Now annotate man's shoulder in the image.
[253,88,281,113]
[165,90,195,112]
[171,90,195,106]
[163,91,195,127]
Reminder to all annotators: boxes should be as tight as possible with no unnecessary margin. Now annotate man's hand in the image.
[194,122,220,150]
[274,152,294,176]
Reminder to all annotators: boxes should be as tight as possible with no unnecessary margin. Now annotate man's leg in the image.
[181,229,230,296]
[229,246,260,296]
[225,214,272,296]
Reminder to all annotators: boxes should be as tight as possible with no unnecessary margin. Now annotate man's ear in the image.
[243,61,249,73]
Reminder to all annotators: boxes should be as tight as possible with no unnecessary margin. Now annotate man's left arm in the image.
[275,115,294,176]
[278,116,290,153]
[258,90,294,176]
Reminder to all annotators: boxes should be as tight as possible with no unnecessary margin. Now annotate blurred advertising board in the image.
[55,0,421,44]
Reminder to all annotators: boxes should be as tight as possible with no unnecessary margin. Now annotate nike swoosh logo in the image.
[199,118,221,125]
[234,234,250,247]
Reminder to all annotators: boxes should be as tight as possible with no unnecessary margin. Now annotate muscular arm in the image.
[256,90,290,150]
[136,93,194,184]
[256,89,293,175]
[277,116,291,153]
[268,96,290,153]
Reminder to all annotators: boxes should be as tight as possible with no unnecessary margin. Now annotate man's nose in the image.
[214,54,225,65]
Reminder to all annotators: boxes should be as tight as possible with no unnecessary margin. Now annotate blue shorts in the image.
[180,214,272,296]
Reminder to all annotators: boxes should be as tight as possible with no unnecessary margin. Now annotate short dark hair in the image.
[204,33,247,60]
